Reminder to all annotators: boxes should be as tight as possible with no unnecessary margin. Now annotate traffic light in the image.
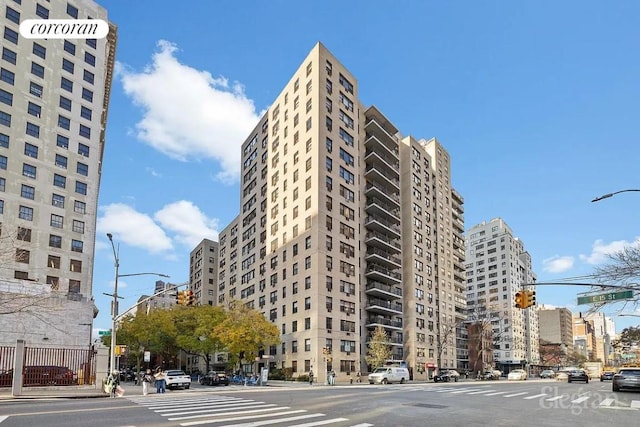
[515,291,526,309]
[186,290,195,306]
[176,290,186,305]
[527,290,536,308]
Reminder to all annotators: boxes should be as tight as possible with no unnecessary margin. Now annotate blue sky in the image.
[92,0,640,338]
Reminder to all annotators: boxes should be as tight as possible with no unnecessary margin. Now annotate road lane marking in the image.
[0,416,7,423]
[160,403,277,416]
[287,418,349,426]
[484,391,507,396]
[546,396,564,402]
[168,405,288,421]
[467,390,496,395]
[180,409,306,426]
[524,393,548,400]
[220,413,325,427]
[571,397,590,404]
[503,392,527,397]
[630,400,640,408]
[598,398,614,406]
[450,388,483,394]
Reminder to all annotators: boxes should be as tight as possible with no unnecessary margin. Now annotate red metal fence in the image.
[0,346,96,387]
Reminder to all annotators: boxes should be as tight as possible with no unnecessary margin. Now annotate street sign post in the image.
[577,290,634,305]
[98,330,111,336]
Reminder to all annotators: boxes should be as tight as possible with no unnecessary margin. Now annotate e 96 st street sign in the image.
[577,290,634,305]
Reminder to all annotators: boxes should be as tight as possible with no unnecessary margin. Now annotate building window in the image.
[58,115,71,130]
[53,174,66,188]
[0,111,10,127]
[71,239,83,253]
[20,184,34,200]
[0,89,12,106]
[70,259,82,273]
[67,3,79,18]
[0,155,6,170]
[17,227,31,242]
[64,40,76,55]
[69,279,81,293]
[19,205,34,221]
[4,27,18,45]
[62,58,74,74]
[2,47,17,64]
[75,181,87,195]
[48,255,61,269]
[78,143,90,157]
[81,87,93,102]
[5,7,20,24]
[0,68,14,85]
[26,122,40,138]
[83,69,94,84]
[0,133,8,148]
[79,124,91,139]
[72,220,84,233]
[55,154,67,168]
[22,163,36,179]
[51,214,64,228]
[49,234,62,248]
[30,82,43,98]
[80,106,92,120]
[32,43,47,59]
[57,134,69,149]
[59,96,72,111]
[27,102,42,118]
[52,193,65,208]
[35,4,49,18]
[31,62,45,78]
[16,249,30,264]
[84,52,95,67]
[61,77,73,92]
[74,200,86,214]
[86,39,97,49]
[76,162,88,176]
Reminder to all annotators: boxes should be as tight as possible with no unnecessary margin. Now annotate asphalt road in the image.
[0,379,639,426]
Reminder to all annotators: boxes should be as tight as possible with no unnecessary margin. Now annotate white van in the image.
[368,367,410,384]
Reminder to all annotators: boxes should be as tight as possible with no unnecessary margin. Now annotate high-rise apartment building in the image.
[215,42,464,383]
[538,306,574,365]
[190,238,219,306]
[465,218,539,372]
[0,0,117,347]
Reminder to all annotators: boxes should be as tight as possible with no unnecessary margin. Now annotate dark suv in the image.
[567,369,589,384]
[199,371,229,386]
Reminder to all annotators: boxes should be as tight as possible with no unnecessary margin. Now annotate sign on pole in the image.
[577,290,634,305]
[98,330,111,336]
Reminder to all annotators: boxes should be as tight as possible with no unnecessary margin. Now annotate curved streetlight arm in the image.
[118,272,171,279]
[591,189,640,203]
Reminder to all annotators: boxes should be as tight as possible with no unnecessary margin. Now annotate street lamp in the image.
[106,233,169,374]
[591,189,640,202]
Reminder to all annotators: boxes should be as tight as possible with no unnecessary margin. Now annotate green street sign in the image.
[577,290,634,305]
[98,330,111,336]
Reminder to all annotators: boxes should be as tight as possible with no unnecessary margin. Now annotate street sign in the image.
[577,290,634,305]
[98,330,111,336]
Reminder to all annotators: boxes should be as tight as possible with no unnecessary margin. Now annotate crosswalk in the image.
[127,394,373,426]
[376,385,640,411]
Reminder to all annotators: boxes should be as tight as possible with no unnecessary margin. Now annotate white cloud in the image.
[145,166,161,177]
[542,256,575,273]
[97,202,219,255]
[154,200,219,248]
[97,203,173,253]
[579,237,640,265]
[117,40,262,183]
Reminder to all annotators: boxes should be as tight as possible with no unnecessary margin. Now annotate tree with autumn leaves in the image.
[104,300,280,374]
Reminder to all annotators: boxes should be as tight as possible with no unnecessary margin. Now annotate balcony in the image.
[365,247,402,269]
[365,231,401,253]
[364,214,401,238]
[364,151,400,182]
[365,197,400,222]
[365,280,403,299]
[365,316,403,330]
[365,297,402,315]
[364,116,399,154]
[364,182,400,208]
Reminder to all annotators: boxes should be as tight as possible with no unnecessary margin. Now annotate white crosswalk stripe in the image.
[127,394,362,426]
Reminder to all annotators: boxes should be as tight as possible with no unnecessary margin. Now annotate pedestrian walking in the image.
[154,368,166,393]
[142,369,153,396]
[106,370,120,398]
[309,369,314,385]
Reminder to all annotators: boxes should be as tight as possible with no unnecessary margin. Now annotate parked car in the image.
[600,371,616,381]
[539,370,556,379]
[23,366,77,386]
[482,370,502,380]
[507,369,527,381]
[164,370,191,390]
[567,369,589,383]
[433,369,460,383]
[612,368,640,392]
[199,371,229,386]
